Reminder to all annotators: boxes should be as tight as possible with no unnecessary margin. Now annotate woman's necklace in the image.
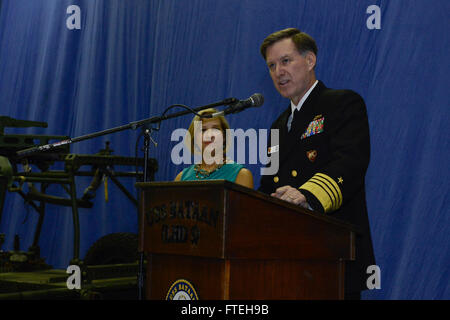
[194,163,224,179]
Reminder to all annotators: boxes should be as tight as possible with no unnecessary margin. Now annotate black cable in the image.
[135,130,144,182]
[161,104,210,118]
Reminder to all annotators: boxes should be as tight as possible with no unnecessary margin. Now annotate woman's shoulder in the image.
[234,167,254,189]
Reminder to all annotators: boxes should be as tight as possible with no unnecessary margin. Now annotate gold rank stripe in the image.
[314,173,343,210]
[300,179,333,212]
[300,173,343,213]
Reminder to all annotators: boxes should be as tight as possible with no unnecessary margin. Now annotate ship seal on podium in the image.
[166,279,199,300]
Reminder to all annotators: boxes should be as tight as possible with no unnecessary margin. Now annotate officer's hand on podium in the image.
[271,185,310,209]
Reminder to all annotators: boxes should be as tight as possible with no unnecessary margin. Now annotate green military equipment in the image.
[0,156,13,188]
[0,116,47,134]
[0,116,158,299]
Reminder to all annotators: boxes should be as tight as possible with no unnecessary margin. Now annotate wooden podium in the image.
[136,180,355,300]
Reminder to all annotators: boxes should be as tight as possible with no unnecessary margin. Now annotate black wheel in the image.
[83,232,138,265]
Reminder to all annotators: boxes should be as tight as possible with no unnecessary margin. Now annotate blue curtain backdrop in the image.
[0,0,448,299]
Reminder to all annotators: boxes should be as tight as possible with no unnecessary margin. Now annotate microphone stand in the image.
[137,126,152,300]
[15,97,238,300]
[16,97,238,157]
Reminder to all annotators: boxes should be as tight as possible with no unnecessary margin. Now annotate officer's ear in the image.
[305,51,316,71]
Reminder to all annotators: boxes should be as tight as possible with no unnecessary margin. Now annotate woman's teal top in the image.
[180,162,244,183]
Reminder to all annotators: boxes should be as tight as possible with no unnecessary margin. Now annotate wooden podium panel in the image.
[146,255,343,299]
[136,180,355,300]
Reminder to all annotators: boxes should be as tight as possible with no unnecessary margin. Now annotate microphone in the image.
[210,93,264,117]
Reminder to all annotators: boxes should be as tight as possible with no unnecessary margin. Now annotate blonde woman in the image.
[174,108,253,188]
